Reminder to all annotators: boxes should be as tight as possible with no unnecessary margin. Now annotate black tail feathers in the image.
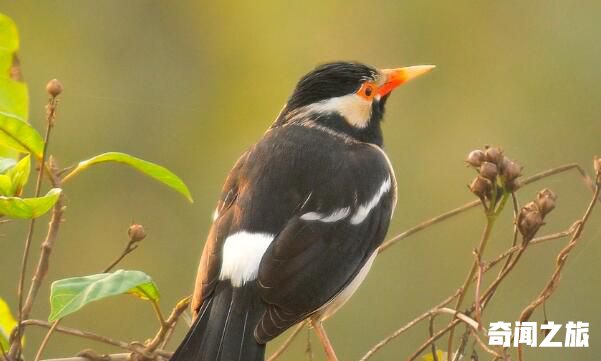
[171,282,266,361]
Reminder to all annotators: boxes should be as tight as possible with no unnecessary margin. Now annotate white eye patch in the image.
[306,93,373,128]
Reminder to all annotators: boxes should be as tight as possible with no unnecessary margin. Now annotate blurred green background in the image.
[1,1,600,360]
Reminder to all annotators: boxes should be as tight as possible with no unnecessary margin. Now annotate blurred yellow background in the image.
[1,1,600,360]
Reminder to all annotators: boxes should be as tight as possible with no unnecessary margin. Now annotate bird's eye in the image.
[357,82,376,100]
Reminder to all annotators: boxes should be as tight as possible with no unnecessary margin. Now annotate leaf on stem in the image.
[63,152,193,202]
[48,270,160,322]
[6,154,30,195]
[0,187,61,218]
[0,112,44,158]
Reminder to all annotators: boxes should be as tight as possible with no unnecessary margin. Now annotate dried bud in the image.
[128,224,146,243]
[469,176,492,198]
[502,160,522,182]
[505,178,521,192]
[466,149,486,167]
[484,146,504,165]
[536,188,557,216]
[518,201,544,241]
[479,161,498,181]
[46,79,63,97]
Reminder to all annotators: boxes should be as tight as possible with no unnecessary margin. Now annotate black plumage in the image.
[171,61,433,361]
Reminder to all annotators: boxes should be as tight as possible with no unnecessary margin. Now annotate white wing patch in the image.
[300,207,350,223]
[350,177,392,225]
[219,231,275,287]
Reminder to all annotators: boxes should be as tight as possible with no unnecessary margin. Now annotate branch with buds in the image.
[267,147,599,361]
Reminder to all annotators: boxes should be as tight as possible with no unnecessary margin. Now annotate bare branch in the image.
[22,320,172,359]
[266,322,306,361]
[13,93,60,359]
[358,291,460,361]
[379,200,480,253]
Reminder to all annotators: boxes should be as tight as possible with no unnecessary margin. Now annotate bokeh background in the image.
[1,1,600,360]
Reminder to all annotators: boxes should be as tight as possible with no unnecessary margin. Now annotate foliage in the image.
[0,297,18,352]
[63,152,193,202]
[48,270,159,322]
[0,13,193,359]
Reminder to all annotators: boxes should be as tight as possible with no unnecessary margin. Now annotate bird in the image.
[171,61,434,361]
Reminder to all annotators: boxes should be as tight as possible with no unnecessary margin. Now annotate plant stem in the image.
[11,96,57,360]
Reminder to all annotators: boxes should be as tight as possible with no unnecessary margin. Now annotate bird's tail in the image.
[171,281,266,361]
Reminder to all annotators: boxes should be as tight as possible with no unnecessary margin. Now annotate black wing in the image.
[192,124,395,343]
[253,125,395,342]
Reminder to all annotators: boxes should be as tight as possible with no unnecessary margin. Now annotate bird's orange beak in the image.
[378,65,436,96]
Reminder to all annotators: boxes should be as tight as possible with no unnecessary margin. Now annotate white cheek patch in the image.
[306,94,372,128]
[300,207,350,223]
[350,177,392,225]
[219,231,275,287]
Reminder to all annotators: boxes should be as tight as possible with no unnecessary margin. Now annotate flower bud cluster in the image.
[466,146,523,201]
[517,189,557,242]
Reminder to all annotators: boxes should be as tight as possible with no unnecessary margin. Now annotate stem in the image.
[266,322,306,361]
[33,321,59,361]
[447,213,496,358]
[34,238,140,360]
[21,319,172,358]
[12,96,57,359]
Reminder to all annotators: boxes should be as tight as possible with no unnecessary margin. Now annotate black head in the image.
[273,61,435,146]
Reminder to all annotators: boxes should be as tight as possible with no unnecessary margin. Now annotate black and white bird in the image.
[171,61,434,361]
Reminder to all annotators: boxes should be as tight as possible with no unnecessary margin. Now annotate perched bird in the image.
[171,61,434,361]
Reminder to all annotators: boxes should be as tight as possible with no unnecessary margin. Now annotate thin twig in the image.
[305,326,314,361]
[42,354,136,361]
[448,210,499,359]
[12,95,58,359]
[35,233,143,360]
[428,315,438,361]
[103,243,139,273]
[146,296,191,352]
[34,321,59,361]
[406,319,461,361]
[358,290,461,361]
[379,200,480,253]
[516,177,600,361]
[470,329,503,359]
[266,322,306,361]
[22,320,172,359]
[473,250,484,328]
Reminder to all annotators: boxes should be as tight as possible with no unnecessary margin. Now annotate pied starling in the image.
[171,61,434,361]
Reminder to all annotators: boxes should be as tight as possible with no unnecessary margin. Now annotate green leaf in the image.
[0,111,44,158]
[6,154,29,195]
[0,157,16,173]
[0,187,61,218]
[0,297,17,351]
[0,13,29,125]
[48,270,160,322]
[0,174,12,196]
[0,13,19,53]
[128,282,161,301]
[64,152,193,202]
